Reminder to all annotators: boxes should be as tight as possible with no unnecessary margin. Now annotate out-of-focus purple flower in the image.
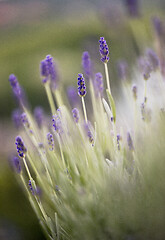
[127,132,134,151]
[138,57,152,80]
[125,0,139,17]
[146,48,159,71]
[28,180,35,195]
[117,134,122,150]
[67,86,80,107]
[52,114,63,134]
[99,37,109,63]
[82,51,92,80]
[152,17,164,37]
[72,108,80,123]
[84,122,94,146]
[15,136,27,158]
[34,106,44,128]
[116,60,128,81]
[11,156,21,174]
[77,73,86,97]
[40,55,58,89]
[12,109,22,129]
[94,72,104,97]
[9,74,22,100]
[47,132,54,151]
[132,84,137,100]
[21,112,30,128]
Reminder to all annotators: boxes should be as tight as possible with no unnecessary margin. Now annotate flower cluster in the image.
[77,73,86,97]
[15,136,27,158]
[99,37,109,63]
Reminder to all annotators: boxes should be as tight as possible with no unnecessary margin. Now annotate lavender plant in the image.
[9,37,165,240]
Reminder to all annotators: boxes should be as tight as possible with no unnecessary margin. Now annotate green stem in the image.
[45,82,56,115]
[82,97,88,123]
[104,63,111,94]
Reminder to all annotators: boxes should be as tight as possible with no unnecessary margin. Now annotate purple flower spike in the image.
[12,109,22,129]
[11,156,21,174]
[9,74,22,100]
[21,113,30,128]
[67,86,80,107]
[126,0,139,17]
[116,60,128,81]
[99,37,109,63]
[47,132,54,151]
[15,136,27,158]
[82,51,92,80]
[40,55,58,88]
[146,48,159,71]
[127,132,134,151]
[52,115,63,134]
[94,72,104,97]
[152,17,164,37]
[72,108,80,123]
[77,73,86,97]
[34,106,44,128]
[28,180,35,195]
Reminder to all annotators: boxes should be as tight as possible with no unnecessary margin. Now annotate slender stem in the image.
[45,82,56,115]
[104,63,111,94]
[82,97,88,123]
[23,157,32,180]
[144,80,147,102]
[57,134,66,169]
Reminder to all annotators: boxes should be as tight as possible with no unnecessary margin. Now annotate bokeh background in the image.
[0,0,165,239]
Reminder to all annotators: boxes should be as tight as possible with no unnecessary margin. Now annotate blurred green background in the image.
[0,0,165,239]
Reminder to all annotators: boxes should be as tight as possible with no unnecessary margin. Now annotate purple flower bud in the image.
[40,60,49,78]
[138,57,152,80]
[127,132,134,151]
[9,74,22,100]
[125,0,139,17]
[99,37,109,63]
[11,156,21,174]
[34,106,44,128]
[116,60,128,81]
[12,109,22,129]
[82,51,92,80]
[72,108,80,123]
[52,115,63,134]
[132,84,137,100]
[94,72,104,97]
[117,134,122,150]
[77,73,86,97]
[146,48,159,71]
[67,86,80,107]
[15,136,27,158]
[47,132,54,151]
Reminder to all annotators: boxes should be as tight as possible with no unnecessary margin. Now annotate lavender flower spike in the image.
[132,84,137,100]
[9,74,22,100]
[47,132,54,151]
[52,115,63,134]
[12,109,22,129]
[11,156,21,174]
[67,86,80,107]
[146,48,159,71]
[94,72,104,97]
[99,37,109,63]
[15,136,27,158]
[77,73,86,97]
[34,106,44,128]
[82,51,92,80]
[72,108,80,123]
[21,112,30,128]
